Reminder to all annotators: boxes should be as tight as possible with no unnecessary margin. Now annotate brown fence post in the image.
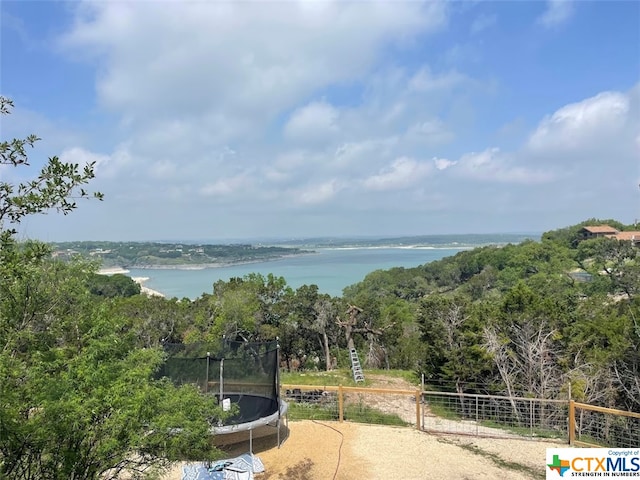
[338,384,344,422]
[568,399,575,445]
[415,390,421,430]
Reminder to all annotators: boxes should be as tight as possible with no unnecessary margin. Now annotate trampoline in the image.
[157,339,287,449]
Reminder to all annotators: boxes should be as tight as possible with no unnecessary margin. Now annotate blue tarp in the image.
[182,454,265,480]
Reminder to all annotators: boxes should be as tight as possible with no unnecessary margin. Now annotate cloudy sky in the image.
[2,0,639,242]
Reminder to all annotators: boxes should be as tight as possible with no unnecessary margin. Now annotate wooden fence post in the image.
[568,399,575,445]
[338,385,344,422]
[415,390,421,430]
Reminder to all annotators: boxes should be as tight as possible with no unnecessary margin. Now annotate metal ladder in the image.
[350,348,365,383]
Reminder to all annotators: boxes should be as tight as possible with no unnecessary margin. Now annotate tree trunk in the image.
[322,331,332,371]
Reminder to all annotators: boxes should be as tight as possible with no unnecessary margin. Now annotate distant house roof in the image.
[614,231,640,241]
[582,225,619,234]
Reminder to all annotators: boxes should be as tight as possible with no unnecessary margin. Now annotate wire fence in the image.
[422,391,567,441]
[283,386,340,422]
[571,401,640,448]
[280,385,640,447]
[282,385,420,427]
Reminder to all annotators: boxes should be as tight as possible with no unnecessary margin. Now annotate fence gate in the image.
[421,391,568,441]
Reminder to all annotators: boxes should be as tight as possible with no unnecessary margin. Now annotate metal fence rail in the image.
[571,401,640,448]
[422,391,568,441]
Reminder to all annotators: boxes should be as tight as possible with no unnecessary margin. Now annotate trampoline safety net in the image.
[157,339,280,426]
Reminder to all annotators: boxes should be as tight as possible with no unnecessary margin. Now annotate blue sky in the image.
[1,0,639,241]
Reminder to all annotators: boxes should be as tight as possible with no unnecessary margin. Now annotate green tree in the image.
[86,272,141,297]
[0,243,228,479]
[417,294,492,393]
[188,273,291,343]
[0,98,224,479]
[576,237,639,297]
[109,294,191,347]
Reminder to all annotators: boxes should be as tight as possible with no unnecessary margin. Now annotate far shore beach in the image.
[98,268,165,298]
[97,266,130,275]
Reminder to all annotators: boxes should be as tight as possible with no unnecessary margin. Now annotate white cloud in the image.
[284,101,340,142]
[200,174,253,197]
[454,148,555,184]
[150,160,177,180]
[538,0,574,28]
[362,157,433,191]
[295,179,342,205]
[333,137,398,167]
[60,146,131,180]
[433,158,456,170]
[61,1,447,128]
[446,84,639,199]
[527,91,630,151]
[405,119,454,145]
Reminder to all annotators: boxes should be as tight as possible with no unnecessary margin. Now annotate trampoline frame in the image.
[162,338,287,452]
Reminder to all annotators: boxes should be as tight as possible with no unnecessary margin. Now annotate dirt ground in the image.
[162,420,564,480]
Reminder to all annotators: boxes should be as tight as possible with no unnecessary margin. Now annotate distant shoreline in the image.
[130,276,165,298]
[96,253,319,299]
[98,252,317,273]
[97,267,130,275]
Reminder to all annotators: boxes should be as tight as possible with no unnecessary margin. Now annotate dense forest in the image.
[2,94,639,478]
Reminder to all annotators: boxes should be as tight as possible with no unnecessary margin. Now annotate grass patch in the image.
[281,369,354,386]
[423,400,565,440]
[287,400,407,426]
[366,369,420,385]
[423,399,463,421]
[288,402,338,421]
[344,403,408,426]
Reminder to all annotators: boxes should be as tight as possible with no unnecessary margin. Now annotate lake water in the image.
[127,247,467,299]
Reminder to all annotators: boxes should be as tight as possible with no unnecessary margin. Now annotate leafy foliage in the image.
[86,272,141,297]
[0,97,103,234]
